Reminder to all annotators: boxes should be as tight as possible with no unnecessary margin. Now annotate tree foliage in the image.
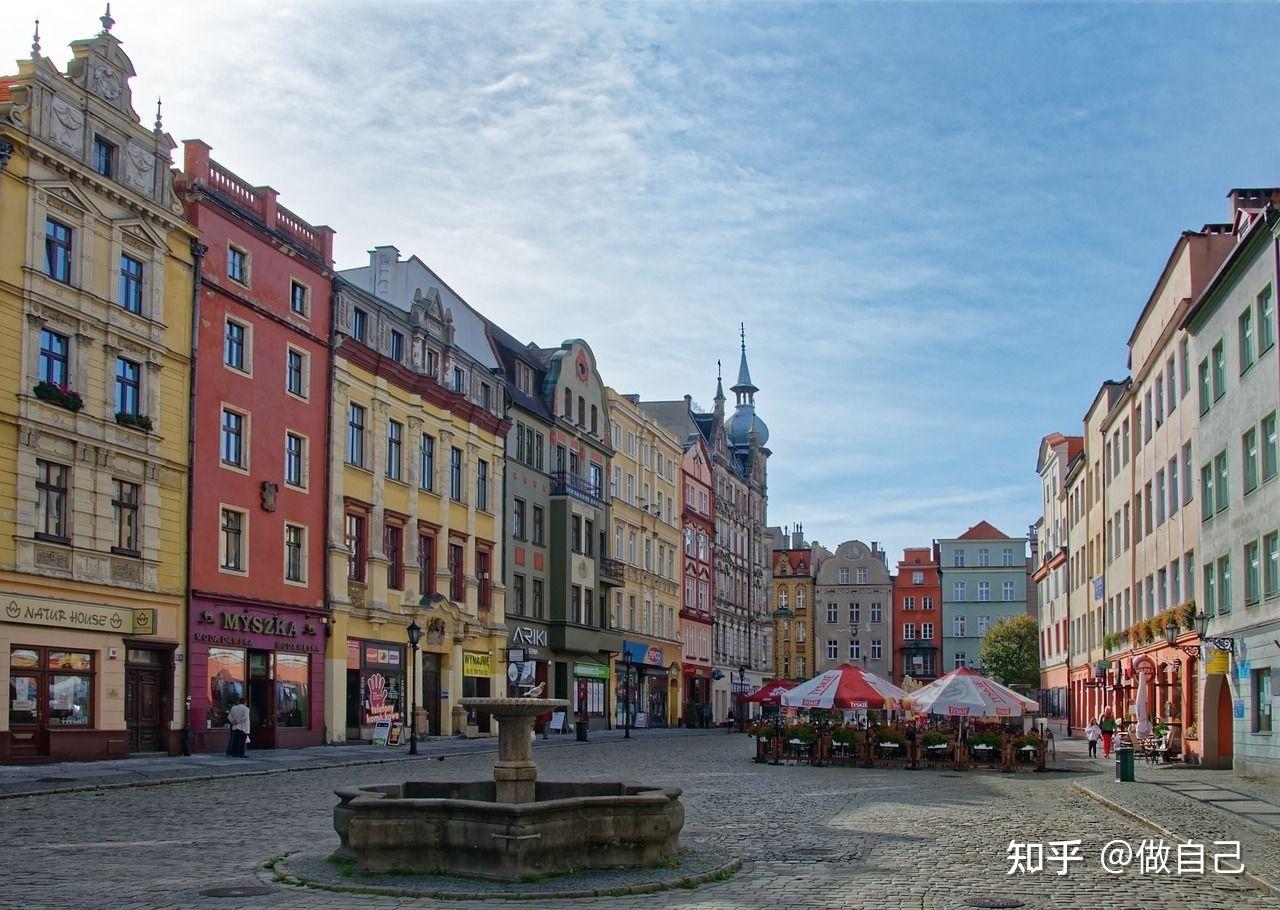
[978,614,1039,687]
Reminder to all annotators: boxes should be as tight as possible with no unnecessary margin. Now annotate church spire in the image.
[712,359,725,423]
[731,322,757,403]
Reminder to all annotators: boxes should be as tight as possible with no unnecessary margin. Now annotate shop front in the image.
[615,641,669,729]
[682,664,713,727]
[3,592,172,762]
[188,599,325,752]
[462,649,493,734]
[345,637,405,741]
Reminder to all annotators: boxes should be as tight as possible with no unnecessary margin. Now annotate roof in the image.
[772,549,812,576]
[485,321,552,422]
[638,400,699,441]
[1036,433,1082,473]
[1182,203,1279,331]
[957,521,1009,540]
[0,78,16,104]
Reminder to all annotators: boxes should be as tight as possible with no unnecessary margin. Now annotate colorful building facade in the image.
[771,531,817,682]
[177,141,334,752]
[939,522,1028,673]
[0,19,196,761]
[814,540,892,678]
[679,435,715,720]
[892,545,941,685]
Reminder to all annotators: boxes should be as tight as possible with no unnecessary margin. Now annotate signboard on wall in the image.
[4,595,153,635]
[622,641,664,666]
[1205,647,1230,676]
[463,651,492,678]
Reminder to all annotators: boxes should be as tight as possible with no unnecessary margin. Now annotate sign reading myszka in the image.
[463,650,492,678]
[3,594,155,635]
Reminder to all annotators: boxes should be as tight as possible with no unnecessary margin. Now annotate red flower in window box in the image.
[33,381,84,412]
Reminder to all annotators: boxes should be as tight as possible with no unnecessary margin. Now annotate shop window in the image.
[8,646,94,729]
[1254,668,1273,733]
[206,647,245,729]
[275,653,310,728]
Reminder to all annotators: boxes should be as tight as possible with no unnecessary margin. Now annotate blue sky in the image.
[8,1,1279,561]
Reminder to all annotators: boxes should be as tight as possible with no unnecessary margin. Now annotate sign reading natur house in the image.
[4,594,155,635]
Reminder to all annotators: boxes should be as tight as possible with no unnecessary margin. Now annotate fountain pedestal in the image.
[467,697,567,803]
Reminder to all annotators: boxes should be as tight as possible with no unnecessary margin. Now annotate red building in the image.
[178,141,334,752]
[893,545,941,684]
[678,435,715,721]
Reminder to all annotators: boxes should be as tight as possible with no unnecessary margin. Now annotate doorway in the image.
[247,650,274,749]
[421,652,441,736]
[125,649,165,753]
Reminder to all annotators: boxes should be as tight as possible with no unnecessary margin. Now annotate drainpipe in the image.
[322,285,338,742]
[182,234,208,757]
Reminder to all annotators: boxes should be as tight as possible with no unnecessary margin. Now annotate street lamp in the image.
[406,619,422,756]
[737,664,747,732]
[624,656,634,740]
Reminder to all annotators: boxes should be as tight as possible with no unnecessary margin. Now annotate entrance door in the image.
[125,665,163,753]
[421,653,441,736]
[247,650,274,749]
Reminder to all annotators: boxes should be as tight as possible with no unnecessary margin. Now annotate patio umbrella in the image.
[780,664,908,711]
[744,679,798,707]
[903,667,1039,718]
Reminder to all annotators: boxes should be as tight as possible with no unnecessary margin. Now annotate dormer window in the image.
[351,307,367,342]
[426,349,439,378]
[92,136,115,178]
[452,366,466,394]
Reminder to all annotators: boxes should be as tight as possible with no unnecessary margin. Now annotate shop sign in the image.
[573,662,609,679]
[622,640,664,666]
[365,646,401,667]
[1093,576,1104,602]
[3,594,154,635]
[1205,646,1230,676]
[510,625,548,647]
[463,650,492,678]
[197,609,318,638]
[347,638,361,669]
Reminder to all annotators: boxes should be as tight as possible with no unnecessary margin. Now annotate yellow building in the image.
[605,390,684,727]
[0,18,196,761]
[771,544,817,682]
[327,277,508,740]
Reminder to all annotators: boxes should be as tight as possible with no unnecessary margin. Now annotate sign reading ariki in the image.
[4,595,154,635]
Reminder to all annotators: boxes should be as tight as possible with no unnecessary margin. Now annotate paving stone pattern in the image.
[0,731,1275,910]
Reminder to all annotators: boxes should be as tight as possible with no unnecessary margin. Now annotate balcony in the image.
[600,557,625,587]
[550,471,602,508]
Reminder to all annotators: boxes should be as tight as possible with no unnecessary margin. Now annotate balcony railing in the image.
[550,471,602,508]
[600,557,625,585]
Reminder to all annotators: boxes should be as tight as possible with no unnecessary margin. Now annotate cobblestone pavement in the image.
[1,731,1274,910]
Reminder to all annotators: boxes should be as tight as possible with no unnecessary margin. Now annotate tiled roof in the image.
[957,520,1009,540]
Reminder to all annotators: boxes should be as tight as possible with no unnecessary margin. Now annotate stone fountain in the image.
[332,697,684,881]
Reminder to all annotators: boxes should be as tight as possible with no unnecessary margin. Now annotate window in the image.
[285,432,305,487]
[1156,470,1166,525]
[418,533,435,595]
[921,622,934,640]
[112,480,139,553]
[532,506,544,545]
[118,254,143,314]
[290,280,308,316]
[420,434,435,490]
[904,596,916,610]
[114,357,140,416]
[870,602,882,622]
[954,550,965,568]
[1182,442,1194,504]
[1166,356,1177,413]
[1002,581,1015,601]
[1218,554,1232,615]
[475,458,490,511]
[227,245,247,285]
[1263,413,1278,482]
[1240,306,1256,374]
[449,447,463,501]
[954,652,967,670]
[220,409,245,468]
[92,135,115,176]
[922,596,934,609]
[344,512,366,581]
[532,579,544,619]
[1215,450,1229,513]
[953,582,966,601]
[978,547,990,567]
[286,349,306,397]
[1180,338,1191,397]
[1198,358,1211,414]
[903,623,916,640]
[45,219,72,283]
[584,519,594,556]
[1259,285,1276,354]
[849,605,861,624]
[870,640,882,661]
[224,320,246,371]
[35,460,68,540]
[857,568,869,584]
[513,498,526,539]
[389,329,404,363]
[385,524,404,590]
[220,508,245,571]
[386,420,403,481]
[838,568,850,584]
[1155,375,1164,422]
[1244,428,1259,494]
[346,404,365,466]
[826,603,837,623]
[1169,457,1180,517]
[1264,531,1279,599]
[10,646,94,729]
[351,307,367,342]
[453,367,466,394]
[827,640,838,661]
[912,571,924,584]
[1245,540,1261,606]
[1212,340,1226,400]
[953,615,966,636]
[978,615,990,634]
[511,574,526,616]
[449,543,465,600]
[38,329,69,386]
[481,382,493,411]
[1171,558,1181,604]
[285,524,305,583]
[1002,547,1014,567]
[1201,463,1214,521]
[978,581,990,602]
[1204,562,1216,616]
[1253,668,1273,734]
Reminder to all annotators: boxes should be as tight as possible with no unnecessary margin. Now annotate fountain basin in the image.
[333,781,684,880]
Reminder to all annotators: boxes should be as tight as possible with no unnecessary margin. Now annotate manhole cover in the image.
[200,886,274,898]
[965,899,1025,909]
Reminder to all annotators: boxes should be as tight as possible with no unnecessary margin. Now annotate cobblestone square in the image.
[1,731,1275,909]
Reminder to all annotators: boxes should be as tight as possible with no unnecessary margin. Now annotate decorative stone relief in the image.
[34,544,71,571]
[111,558,142,584]
[47,96,83,153]
[92,65,122,102]
[122,141,154,194]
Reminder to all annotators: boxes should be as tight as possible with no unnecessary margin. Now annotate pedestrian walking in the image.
[1084,717,1101,758]
[227,699,250,758]
[1099,708,1117,758]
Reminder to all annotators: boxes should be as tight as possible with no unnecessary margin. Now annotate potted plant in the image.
[33,380,84,412]
[1184,722,1198,741]
[1177,599,1197,632]
[921,731,946,748]
[115,412,153,432]
[1127,624,1142,647]
[968,731,1001,749]
[830,726,860,746]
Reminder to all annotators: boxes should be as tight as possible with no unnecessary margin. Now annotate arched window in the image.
[578,396,585,426]
[778,589,788,610]
[590,405,598,434]
[796,588,806,611]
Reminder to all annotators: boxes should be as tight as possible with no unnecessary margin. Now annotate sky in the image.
[6,0,1280,563]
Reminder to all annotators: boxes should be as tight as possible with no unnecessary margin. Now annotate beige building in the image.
[606,390,683,727]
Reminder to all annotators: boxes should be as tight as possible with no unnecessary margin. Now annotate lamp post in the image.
[406,619,422,756]
[737,664,747,733]
[624,656,633,739]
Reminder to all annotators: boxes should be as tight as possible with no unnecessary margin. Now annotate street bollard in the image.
[1115,743,1135,783]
